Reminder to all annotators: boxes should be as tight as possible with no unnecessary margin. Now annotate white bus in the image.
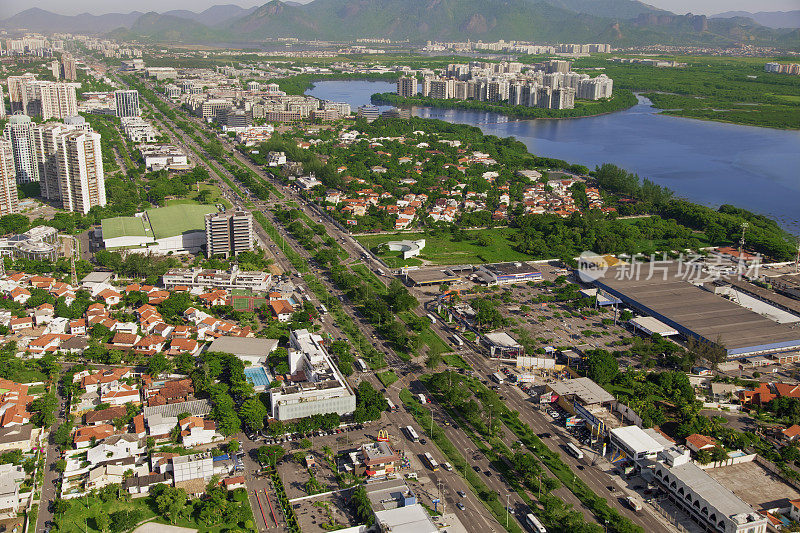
[443,462,453,472]
[426,313,437,325]
[452,334,464,347]
[423,452,439,471]
[404,426,420,442]
[356,358,369,372]
[525,513,547,533]
[566,442,584,460]
[492,372,505,384]
[418,393,427,404]
[318,304,328,315]
[386,398,396,412]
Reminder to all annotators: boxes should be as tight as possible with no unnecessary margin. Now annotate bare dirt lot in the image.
[706,460,800,510]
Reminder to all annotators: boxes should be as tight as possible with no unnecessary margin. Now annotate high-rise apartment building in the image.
[60,54,77,81]
[3,115,39,184]
[7,74,36,113]
[114,90,140,117]
[24,82,78,120]
[396,76,418,98]
[205,210,253,258]
[0,140,19,216]
[50,60,60,80]
[56,130,106,214]
[0,86,5,119]
[33,116,92,201]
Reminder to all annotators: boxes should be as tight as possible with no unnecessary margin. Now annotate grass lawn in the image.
[416,328,450,357]
[350,264,388,295]
[27,384,47,395]
[55,496,156,533]
[377,371,399,387]
[166,182,232,209]
[357,228,534,265]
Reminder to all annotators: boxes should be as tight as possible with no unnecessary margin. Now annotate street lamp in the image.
[505,494,510,527]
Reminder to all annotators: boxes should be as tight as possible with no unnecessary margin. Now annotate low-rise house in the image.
[166,338,200,356]
[9,317,33,333]
[9,288,30,305]
[223,476,245,490]
[33,303,55,325]
[146,413,178,440]
[135,335,166,354]
[86,435,145,466]
[85,405,127,426]
[69,319,87,335]
[101,384,140,406]
[685,434,717,454]
[179,416,219,447]
[97,288,122,306]
[122,472,170,495]
[110,333,140,349]
[74,424,115,448]
[0,424,36,452]
[270,300,294,322]
[783,424,800,442]
[81,368,132,394]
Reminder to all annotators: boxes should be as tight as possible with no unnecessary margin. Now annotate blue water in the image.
[244,366,273,388]
[307,80,800,233]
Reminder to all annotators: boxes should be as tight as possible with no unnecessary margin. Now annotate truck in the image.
[426,313,437,325]
[566,442,584,460]
[492,372,505,384]
[404,426,420,442]
[442,462,453,472]
[356,358,369,372]
[417,393,428,404]
[423,452,439,471]
[452,334,464,347]
[626,496,642,512]
[525,513,547,533]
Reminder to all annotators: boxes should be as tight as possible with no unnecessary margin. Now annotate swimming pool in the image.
[244,366,273,389]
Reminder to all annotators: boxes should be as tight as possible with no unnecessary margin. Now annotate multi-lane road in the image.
[116,74,679,533]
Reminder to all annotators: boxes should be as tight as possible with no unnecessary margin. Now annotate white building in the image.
[3,115,38,184]
[172,452,214,483]
[140,144,191,171]
[121,117,158,143]
[57,129,107,214]
[269,329,356,421]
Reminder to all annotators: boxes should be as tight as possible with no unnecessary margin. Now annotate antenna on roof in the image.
[738,222,749,259]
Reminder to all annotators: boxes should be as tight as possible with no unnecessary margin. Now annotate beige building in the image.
[205,210,253,258]
[57,130,107,213]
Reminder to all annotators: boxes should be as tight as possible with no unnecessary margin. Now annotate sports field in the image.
[100,216,149,240]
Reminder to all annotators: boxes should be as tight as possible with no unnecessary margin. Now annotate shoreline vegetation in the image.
[370,89,638,120]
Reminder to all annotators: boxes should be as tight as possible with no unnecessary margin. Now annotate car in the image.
[420,438,427,445]
[484,470,492,476]
[473,465,481,472]
[457,490,466,497]
[456,503,466,511]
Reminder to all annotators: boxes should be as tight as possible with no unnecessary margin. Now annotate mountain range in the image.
[2,0,799,48]
[711,10,800,29]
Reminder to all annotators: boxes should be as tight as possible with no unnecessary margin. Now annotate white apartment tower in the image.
[3,115,39,184]
[56,130,106,214]
[114,90,141,118]
[0,140,19,215]
[6,74,36,114]
[0,86,5,119]
[205,210,254,258]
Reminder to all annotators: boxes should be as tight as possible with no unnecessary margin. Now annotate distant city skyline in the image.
[2,0,798,19]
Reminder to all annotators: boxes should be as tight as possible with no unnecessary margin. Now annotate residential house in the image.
[685,434,717,455]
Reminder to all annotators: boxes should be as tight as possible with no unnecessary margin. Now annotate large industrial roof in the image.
[594,264,800,356]
[548,377,615,405]
[145,204,217,240]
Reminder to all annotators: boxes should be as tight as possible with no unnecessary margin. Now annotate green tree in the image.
[584,349,619,385]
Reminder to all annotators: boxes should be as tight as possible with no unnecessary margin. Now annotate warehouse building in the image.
[591,263,800,357]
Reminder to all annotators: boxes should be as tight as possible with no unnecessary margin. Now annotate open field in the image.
[357,228,534,266]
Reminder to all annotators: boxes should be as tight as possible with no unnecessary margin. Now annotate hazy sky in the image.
[3,0,799,19]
